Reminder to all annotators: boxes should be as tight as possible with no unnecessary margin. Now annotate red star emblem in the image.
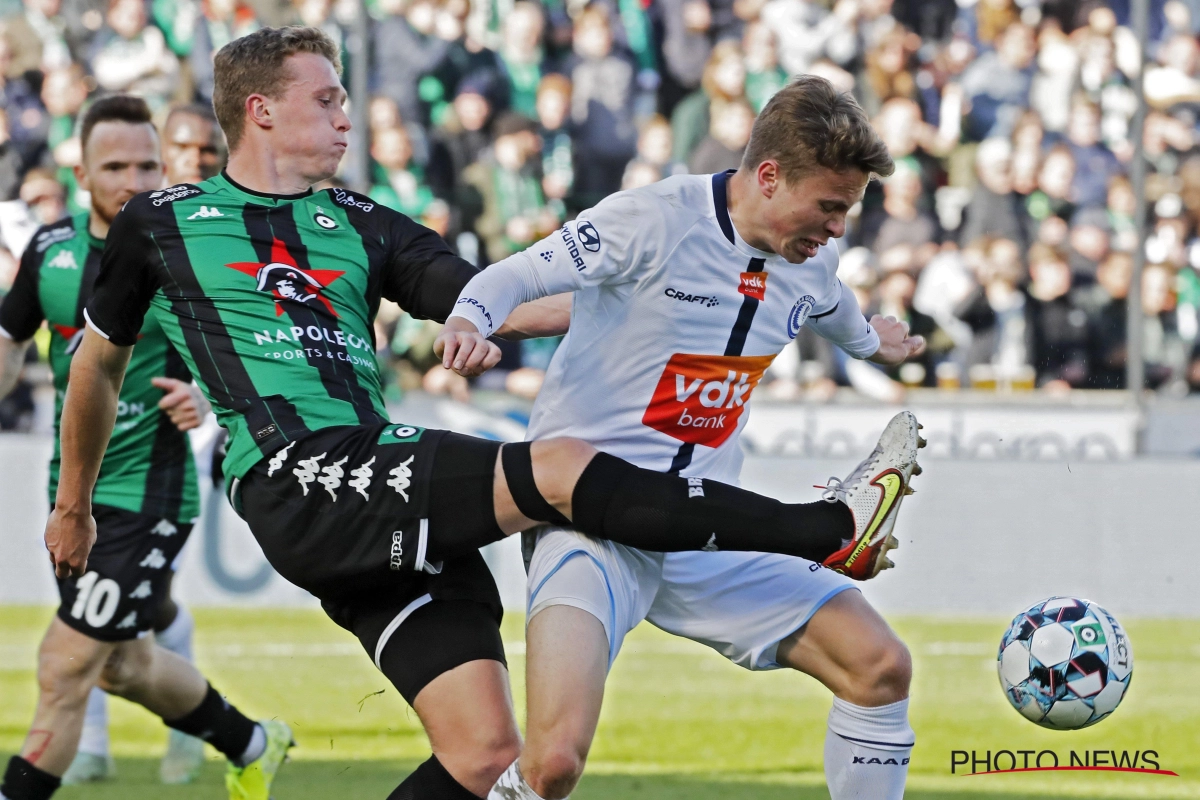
[227,238,344,317]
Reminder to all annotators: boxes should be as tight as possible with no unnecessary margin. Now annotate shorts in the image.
[238,423,508,703]
[528,528,856,671]
[57,504,193,641]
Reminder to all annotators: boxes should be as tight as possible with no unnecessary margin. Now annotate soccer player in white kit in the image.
[439,76,926,800]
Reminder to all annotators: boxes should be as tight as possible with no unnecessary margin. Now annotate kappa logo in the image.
[702,533,718,552]
[115,611,138,629]
[228,238,345,317]
[318,456,348,501]
[187,206,224,220]
[128,580,152,599]
[788,295,816,339]
[151,520,177,537]
[642,353,775,448]
[349,456,375,500]
[267,441,296,476]
[46,250,78,269]
[389,531,404,570]
[387,456,415,501]
[140,548,167,569]
[577,221,601,252]
[738,272,768,301]
[294,453,326,495]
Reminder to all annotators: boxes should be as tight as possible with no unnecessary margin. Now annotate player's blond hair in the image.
[742,75,895,183]
[213,26,342,152]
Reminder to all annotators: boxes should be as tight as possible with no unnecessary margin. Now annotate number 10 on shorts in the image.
[70,571,121,628]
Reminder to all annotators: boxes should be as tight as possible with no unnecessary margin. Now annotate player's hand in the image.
[434,317,502,377]
[153,377,210,431]
[45,506,96,579]
[867,315,926,366]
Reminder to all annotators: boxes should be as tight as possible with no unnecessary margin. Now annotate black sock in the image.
[2,756,60,800]
[163,684,257,762]
[571,453,851,561]
[388,755,479,799]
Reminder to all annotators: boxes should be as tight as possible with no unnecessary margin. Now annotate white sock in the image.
[234,724,266,767]
[155,604,195,662]
[824,697,914,800]
[77,687,110,757]
[488,759,554,800]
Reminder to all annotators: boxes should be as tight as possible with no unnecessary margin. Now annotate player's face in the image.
[164,114,222,185]
[271,53,351,183]
[761,165,868,263]
[78,121,165,225]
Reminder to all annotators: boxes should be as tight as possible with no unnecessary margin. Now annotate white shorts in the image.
[527,528,856,671]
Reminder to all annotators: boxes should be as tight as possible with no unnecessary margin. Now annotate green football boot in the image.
[225,719,294,800]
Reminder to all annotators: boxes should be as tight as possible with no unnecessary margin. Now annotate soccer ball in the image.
[997,597,1133,730]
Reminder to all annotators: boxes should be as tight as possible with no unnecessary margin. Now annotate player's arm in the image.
[46,201,161,576]
[808,280,925,365]
[46,329,131,577]
[439,194,652,375]
[0,235,48,397]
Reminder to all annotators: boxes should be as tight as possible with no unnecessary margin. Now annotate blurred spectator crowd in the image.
[3,0,1200,429]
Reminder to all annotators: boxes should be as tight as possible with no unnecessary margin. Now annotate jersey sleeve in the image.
[447,190,663,336]
[84,202,162,346]
[376,208,481,322]
[0,238,46,341]
[807,280,880,358]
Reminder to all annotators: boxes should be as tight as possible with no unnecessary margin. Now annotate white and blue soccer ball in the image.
[997,597,1133,730]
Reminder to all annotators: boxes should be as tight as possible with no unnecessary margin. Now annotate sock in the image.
[487,760,550,800]
[823,697,914,800]
[77,687,110,757]
[571,453,851,561]
[155,604,194,662]
[235,724,266,767]
[388,754,479,800]
[163,684,257,764]
[2,756,61,800]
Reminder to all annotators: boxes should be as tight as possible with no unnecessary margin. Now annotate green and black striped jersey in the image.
[85,172,480,482]
[0,212,199,521]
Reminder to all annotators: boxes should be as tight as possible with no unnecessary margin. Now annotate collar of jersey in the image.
[81,214,104,249]
[213,170,315,205]
[709,169,779,262]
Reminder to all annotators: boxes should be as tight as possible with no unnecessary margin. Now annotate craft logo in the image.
[642,353,775,448]
[228,238,344,317]
[738,272,767,301]
[950,749,1176,777]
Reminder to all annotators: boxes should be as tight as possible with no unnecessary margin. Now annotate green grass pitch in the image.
[2,606,1197,799]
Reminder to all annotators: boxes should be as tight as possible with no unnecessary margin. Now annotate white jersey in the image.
[450,172,878,483]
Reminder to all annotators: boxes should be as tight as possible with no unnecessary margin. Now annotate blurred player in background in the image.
[440,77,926,800]
[61,101,228,787]
[0,95,285,800]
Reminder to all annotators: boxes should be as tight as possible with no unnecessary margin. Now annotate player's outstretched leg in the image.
[153,591,206,784]
[483,412,924,565]
[59,688,115,784]
[775,591,914,800]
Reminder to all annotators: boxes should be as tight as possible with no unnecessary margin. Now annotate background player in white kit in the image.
[438,76,927,800]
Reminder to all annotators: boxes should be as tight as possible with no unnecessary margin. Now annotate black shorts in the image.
[57,505,193,641]
[238,423,508,703]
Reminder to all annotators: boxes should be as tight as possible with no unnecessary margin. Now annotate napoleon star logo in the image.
[227,238,345,317]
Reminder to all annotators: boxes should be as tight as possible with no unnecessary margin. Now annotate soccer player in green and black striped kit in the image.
[0,97,290,800]
[43,27,906,800]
